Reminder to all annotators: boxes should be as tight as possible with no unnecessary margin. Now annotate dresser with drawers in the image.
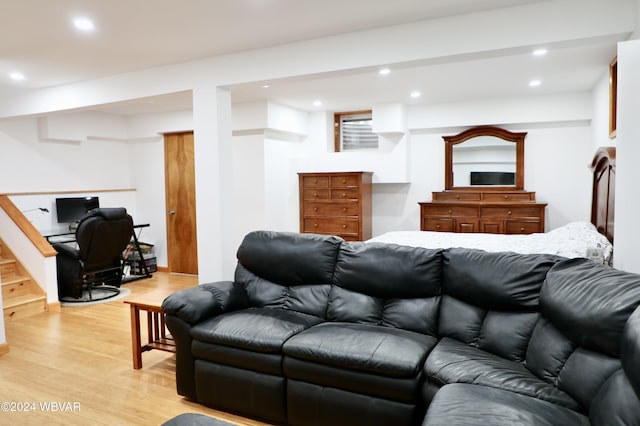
[298,172,373,241]
[419,190,546,234]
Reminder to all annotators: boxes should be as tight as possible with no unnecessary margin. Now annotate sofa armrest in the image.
[162,281,248,324]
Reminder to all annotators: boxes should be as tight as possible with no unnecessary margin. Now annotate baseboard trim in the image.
[157,266,169,273]
[48,302,62,312]
[0,342,10,356]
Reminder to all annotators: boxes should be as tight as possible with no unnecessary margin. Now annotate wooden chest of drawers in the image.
[299,172,373,241]
[419,191,546,234]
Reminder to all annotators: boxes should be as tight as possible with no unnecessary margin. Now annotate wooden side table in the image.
[124,289,176,369]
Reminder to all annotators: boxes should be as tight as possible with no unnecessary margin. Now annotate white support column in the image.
[192,84,235,282]
[613,39,640,273]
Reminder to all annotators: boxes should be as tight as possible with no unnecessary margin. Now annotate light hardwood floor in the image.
[0,273,270,426]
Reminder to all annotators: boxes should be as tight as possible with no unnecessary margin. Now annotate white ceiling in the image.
[229,40,619,111]
[0,0,632,115]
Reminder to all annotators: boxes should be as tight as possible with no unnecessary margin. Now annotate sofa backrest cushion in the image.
[588,305,640,424]
[528,259,640,413]
[541,258,640,358]
[329,242,443,335]
[588,370,640,425]
[234,231,341,317]
[235,264,332,318]
[442,248,561,311]
[236,230,341,286]
[438,248,560,362]
[621,306,640,398]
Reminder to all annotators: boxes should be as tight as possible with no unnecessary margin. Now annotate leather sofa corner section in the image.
[164,231,640,426]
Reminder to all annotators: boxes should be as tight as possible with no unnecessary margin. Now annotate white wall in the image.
[0,0,636,282]
[0,110,194,270]
[125,109,194,268]
[635,0,640,38]
[0,90,597,285]
[229,92,595,239]
[127,138,167,265]
[375,124,592,234]
[0,117,132,194]
[232,134,267,249]
[9,191,138,235]
[612,39,640,273]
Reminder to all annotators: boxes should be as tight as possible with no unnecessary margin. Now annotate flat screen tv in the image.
[470,171,515,186]
[55,197,100,223]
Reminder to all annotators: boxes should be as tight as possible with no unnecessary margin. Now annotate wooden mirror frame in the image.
[444,126,526,191]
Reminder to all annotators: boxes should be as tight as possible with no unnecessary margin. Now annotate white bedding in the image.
[367,221,613,263]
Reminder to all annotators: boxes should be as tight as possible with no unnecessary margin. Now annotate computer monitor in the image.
[55,197,100,223]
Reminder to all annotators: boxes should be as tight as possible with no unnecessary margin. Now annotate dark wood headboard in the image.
[590,147,616,243]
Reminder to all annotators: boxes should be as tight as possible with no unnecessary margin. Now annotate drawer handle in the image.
[342,193,346,198]
[342,207,347,212]
[313,207,318,212]
[342,179,346,183]
[520,227,525,231]
[448,210,452,214]
[313,193,318,198]
[504,195,509,199]
[313,179,318,184]
[436,224,441,229]
[342,224,347,228]
[508,210,512,215]
[456,195,460,199]
[314,223,318,228]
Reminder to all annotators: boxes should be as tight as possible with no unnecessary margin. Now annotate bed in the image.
[368,147,616,263]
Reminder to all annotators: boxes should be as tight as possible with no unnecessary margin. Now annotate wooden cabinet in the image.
[299,172,372,241]
[419,191,546,235]
[427,126,545,235]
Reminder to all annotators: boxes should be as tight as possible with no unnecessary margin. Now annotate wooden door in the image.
[164,132,198,275]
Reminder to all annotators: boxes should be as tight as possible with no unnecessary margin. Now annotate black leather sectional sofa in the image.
[162,231,640,426]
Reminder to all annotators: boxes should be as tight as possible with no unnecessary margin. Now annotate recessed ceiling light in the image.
[533,48,548,56]
[312,100,322,107]
[262,84,270,89]
[410,91,421,98]
[378,68,391,75]
[73,17,95,32]
[9,72,25,81]
[529,79,542,87]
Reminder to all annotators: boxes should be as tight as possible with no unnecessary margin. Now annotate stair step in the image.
[0,258,16,276]
[2,275,34,299]
[3,294,48,321]
[0,239,48,320]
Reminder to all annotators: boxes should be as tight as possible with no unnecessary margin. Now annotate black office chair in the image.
[53,208,134,301]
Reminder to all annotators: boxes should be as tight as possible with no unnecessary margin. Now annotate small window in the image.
[334,110,378,152]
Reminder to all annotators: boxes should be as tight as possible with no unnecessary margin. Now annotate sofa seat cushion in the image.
[283,357,422,403]
[422,384,589,426]
[283,322,438,378]
[425,337,580,411]
[192,340,284,375]
[190,307,324,354]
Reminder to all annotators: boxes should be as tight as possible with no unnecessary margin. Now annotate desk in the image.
[123,289,176,369]
[44,223,153,282]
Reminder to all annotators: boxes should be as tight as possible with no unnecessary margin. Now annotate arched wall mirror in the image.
[444,126,526,191]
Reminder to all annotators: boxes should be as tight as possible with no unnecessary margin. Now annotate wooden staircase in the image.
[1,240,48,321]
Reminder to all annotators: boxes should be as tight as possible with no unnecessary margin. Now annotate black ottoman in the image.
[162,413,234,426]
